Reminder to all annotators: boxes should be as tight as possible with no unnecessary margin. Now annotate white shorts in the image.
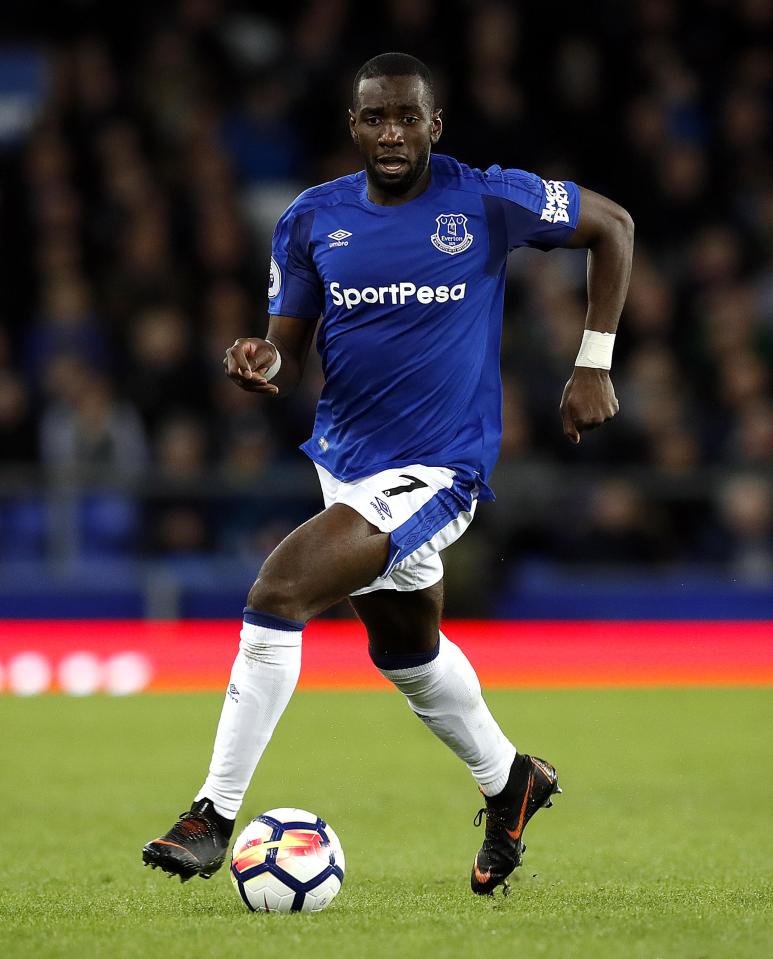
[314,462,478,595]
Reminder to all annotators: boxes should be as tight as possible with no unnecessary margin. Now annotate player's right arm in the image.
[223,316,317,397]
[224,198,323,396]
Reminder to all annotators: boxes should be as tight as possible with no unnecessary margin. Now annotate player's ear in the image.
[349,109,358,144]
[431,108,443,145]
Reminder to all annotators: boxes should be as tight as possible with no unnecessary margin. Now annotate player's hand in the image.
[559,367,619,444]
[223,338,280,396]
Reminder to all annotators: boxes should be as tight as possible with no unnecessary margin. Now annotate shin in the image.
[372,632,516,796]
[195,609,303,818]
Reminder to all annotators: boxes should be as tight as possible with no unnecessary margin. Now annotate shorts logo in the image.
[268,257,281,298]
[227,683,240,702]
[540,180,570,224]
[370,496,392,520]
[431,213,473,255]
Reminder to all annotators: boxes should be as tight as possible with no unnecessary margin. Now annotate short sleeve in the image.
[268,206,324,318]
[481,166,580,254]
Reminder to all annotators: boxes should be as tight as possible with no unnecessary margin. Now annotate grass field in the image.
[1,688,771,958]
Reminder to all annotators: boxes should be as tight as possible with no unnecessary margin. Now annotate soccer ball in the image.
[230,808,345,913]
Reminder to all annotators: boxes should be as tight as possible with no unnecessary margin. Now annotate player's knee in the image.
[246,573,310,622]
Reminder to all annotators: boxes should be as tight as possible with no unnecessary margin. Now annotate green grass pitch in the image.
[1,687,771,958]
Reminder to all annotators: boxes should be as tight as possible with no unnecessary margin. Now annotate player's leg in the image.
[351,580,444,656]
[143,504,390,881]
[351,585,560,896]
[244,502,392,621]
[351,583,517,797]
[194,505,389,816]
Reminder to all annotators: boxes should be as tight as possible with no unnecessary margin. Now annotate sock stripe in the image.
[243,607,305,631]
[369,639,440,671]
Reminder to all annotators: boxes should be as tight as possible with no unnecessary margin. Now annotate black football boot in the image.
[470,754,561,895]
[142,798,234,882]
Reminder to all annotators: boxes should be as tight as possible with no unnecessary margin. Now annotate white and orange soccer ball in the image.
[230,808,345,913]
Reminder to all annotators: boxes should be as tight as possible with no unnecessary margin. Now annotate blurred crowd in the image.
[0,0,771,596]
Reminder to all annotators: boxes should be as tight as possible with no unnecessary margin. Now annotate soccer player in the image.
[143,52,633,895]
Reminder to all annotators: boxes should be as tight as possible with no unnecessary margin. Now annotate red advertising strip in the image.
[0,620,772,694]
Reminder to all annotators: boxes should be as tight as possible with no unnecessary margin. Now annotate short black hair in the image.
[352,52,434,107]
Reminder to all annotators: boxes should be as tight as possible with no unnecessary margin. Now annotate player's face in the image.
[350,75,442,199]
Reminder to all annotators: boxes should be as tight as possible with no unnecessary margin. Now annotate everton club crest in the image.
[431,213,474,255]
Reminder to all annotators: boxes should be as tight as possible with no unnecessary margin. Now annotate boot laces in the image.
[473,805,512,839]
[168,812,217,844]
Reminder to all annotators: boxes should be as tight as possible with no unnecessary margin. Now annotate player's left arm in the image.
[559,187,634,444]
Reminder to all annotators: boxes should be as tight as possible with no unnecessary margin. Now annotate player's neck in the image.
[366,164,432,206]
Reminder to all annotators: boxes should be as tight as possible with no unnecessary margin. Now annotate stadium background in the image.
[0,0,771,693]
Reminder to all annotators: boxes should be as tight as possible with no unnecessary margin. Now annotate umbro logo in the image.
[328,229,352,248]
[370,496,392,521]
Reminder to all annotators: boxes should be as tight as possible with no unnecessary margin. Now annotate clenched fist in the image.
[560,367,619,444]
[223,338,280,396]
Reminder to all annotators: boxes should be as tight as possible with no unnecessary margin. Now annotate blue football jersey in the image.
[268,153,580,500]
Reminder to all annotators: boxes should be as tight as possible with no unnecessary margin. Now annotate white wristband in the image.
[263,341,282,381]
[575,330,615,370]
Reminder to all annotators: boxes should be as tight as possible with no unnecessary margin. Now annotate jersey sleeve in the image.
[481,166,580,253]
[268,205,323,319]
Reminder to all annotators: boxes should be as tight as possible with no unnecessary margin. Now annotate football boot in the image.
[470,754,561,895]
[142,798,233,882]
